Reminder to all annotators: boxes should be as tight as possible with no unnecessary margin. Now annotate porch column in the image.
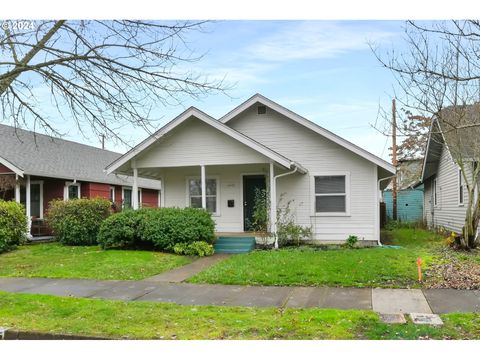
[15,174,20,203]
[269,162,278,248]
[201,165,206,209]
[132,167,139,210]
[26,175,32,238]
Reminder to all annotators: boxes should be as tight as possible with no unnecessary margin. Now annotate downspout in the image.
[377,175,396,246]
[272,163,300,249]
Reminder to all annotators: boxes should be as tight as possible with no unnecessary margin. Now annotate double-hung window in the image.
[314,174,349,215]
[187,177,218,214]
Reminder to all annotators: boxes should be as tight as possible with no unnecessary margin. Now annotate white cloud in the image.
[249,21,395,62]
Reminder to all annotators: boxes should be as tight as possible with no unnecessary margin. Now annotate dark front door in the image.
[243,175,266,231]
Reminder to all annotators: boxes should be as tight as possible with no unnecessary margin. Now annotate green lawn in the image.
[0,243,192,280]
[0,291,478,339]
[189,228,448,287]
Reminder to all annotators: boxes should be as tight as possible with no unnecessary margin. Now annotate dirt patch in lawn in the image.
[424,248,480,290]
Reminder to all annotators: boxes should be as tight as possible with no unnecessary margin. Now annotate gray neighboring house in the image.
[422,105,480,233]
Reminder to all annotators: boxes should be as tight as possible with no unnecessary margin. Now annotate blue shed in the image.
[383,184,424,222]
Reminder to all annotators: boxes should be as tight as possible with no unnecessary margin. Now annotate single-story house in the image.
[383,159,424,222]
[422,104,480,234]
[0,124,161,237]
[106,94,395,245]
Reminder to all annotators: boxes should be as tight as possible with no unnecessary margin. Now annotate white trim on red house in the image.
[0,155,24,177]
[64,181,81,200]
[105,107,307,175]
[220,94,395,174]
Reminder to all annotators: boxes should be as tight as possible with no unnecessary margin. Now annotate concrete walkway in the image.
[1,277,479,313]
[145,254,231,282]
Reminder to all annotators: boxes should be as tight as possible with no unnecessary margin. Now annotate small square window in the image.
[257,105,267,115]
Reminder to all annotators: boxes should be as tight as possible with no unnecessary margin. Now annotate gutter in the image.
[377,175,396,246]
[272,163,300,248]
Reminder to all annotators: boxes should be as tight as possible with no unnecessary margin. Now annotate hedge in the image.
[97,207,215,251]
[47,198,112,245]
[0,200,27,253]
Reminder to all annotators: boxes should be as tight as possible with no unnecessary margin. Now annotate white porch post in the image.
[26,174,32,238]
[269,162,278,248]
[201,165,206,209]
[132,166,139,210]
[15,174,20,203]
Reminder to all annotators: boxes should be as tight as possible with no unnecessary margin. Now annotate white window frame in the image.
[109,186,116,203]
[64,181,81,200]
[458,168,464,206]
[185,176,220,216]
[30,180,44,219]
[433,178,438,207]
[122,186,142,209]
[310,171,350,217]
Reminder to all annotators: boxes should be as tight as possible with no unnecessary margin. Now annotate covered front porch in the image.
[128,162,304,236]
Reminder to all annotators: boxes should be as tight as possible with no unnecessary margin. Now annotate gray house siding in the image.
[425,145,467,233]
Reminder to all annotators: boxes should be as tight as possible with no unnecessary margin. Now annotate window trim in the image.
[109,186,116,203]
[433,178,438,207]
[122,186,142,209]
[458,168,464,206]
[185,175,220,216]
[310,171,350,217]
[30,180,44,219]
[64,181,81,200]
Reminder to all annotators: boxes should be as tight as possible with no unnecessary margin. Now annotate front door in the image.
[243,175,266,231]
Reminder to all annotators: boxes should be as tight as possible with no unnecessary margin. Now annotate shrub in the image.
[138,207,215,251]
[0,200,27,253]
[47,198,111,245]
[97,207,215,251]
[173,241,214,257]
[97,209,143,249]
[345,235,359,248]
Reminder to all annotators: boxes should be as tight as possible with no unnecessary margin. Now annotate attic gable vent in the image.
[257,105,267,115]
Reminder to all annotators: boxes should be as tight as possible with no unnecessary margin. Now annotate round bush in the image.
[138,207,215,251]
[0,200,27,253]
[97,209,150,249]
[47,198,111,245]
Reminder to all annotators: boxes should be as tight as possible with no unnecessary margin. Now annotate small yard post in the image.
[201,165,206,209]
[132,165,139,210]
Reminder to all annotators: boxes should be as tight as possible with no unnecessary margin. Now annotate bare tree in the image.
[0,20,228,144]
[373,20,480,249]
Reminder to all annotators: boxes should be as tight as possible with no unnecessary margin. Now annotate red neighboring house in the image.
[0,124,161,237]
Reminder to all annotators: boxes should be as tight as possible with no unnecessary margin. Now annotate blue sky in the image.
[55,21,408,161]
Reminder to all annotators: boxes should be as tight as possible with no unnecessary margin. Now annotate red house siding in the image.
[0,163,14,173]
[82,182,111,199]
[42,178,65,216]
[141,188,159,208]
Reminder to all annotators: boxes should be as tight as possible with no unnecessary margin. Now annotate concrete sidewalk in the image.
[1,277,479,314]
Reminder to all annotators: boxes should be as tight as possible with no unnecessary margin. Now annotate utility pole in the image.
[101,134,105,150]
[392,98,398,221]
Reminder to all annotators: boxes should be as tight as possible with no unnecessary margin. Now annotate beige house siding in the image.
[227,106,378,241]
[135,118,270,169]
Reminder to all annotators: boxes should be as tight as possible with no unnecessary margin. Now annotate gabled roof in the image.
[421,104,480,181]
[0,124,160,189]
[221,93,395,174]
[106,107,307,175]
